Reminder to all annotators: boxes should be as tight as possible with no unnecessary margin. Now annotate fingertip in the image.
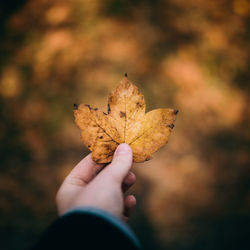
[114,143,132,157]
[79,153,102,168]
[67,153,105,185]
[122,172,136,192]
[124,195,136,219]
[112,144,133,167]
[125,195,136,208]
[124,171,136,184]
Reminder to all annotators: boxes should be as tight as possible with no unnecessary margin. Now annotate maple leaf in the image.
[74,75,178,163]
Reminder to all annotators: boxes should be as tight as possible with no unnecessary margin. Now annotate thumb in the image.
[104,143,133,183]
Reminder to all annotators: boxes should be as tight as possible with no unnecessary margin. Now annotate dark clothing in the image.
[33,207,141,249]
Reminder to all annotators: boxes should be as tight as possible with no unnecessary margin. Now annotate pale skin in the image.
[56,143,136,221]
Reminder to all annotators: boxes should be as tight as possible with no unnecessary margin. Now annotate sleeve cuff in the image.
[62,206,141,249]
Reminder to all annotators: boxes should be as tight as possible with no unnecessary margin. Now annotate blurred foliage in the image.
[0,0,250,249]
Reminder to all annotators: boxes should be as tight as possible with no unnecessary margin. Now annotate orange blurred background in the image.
[0,0,250,249]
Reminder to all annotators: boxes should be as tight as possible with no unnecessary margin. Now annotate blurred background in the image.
[0,0,250,249]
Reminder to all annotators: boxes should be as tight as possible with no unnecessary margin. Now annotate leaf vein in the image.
[90,116,119,145]
[129,125,154,145]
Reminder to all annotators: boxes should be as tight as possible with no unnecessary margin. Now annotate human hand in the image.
[56,143,136,221]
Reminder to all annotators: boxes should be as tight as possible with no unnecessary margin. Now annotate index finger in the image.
[65,154,105,186]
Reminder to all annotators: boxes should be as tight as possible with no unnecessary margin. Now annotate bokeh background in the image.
[0,0,250,249]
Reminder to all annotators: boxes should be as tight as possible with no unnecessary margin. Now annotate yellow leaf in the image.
[74,75,178,163]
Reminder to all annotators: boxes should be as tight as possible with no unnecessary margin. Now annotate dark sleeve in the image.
[32,207,141,250]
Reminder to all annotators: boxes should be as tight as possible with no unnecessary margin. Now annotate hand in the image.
[56,143,136,221]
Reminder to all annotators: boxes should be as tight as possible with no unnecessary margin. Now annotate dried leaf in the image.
[74,75,178,163]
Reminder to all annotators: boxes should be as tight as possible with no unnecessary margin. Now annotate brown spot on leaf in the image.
[120,111,126,118]
[168,124,175,129]
[136,102,143,108]
[108,104,111,114]
[104,144,111,151]
[85,104,92,110]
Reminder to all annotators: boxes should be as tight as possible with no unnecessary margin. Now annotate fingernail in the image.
[115,143,131,156]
